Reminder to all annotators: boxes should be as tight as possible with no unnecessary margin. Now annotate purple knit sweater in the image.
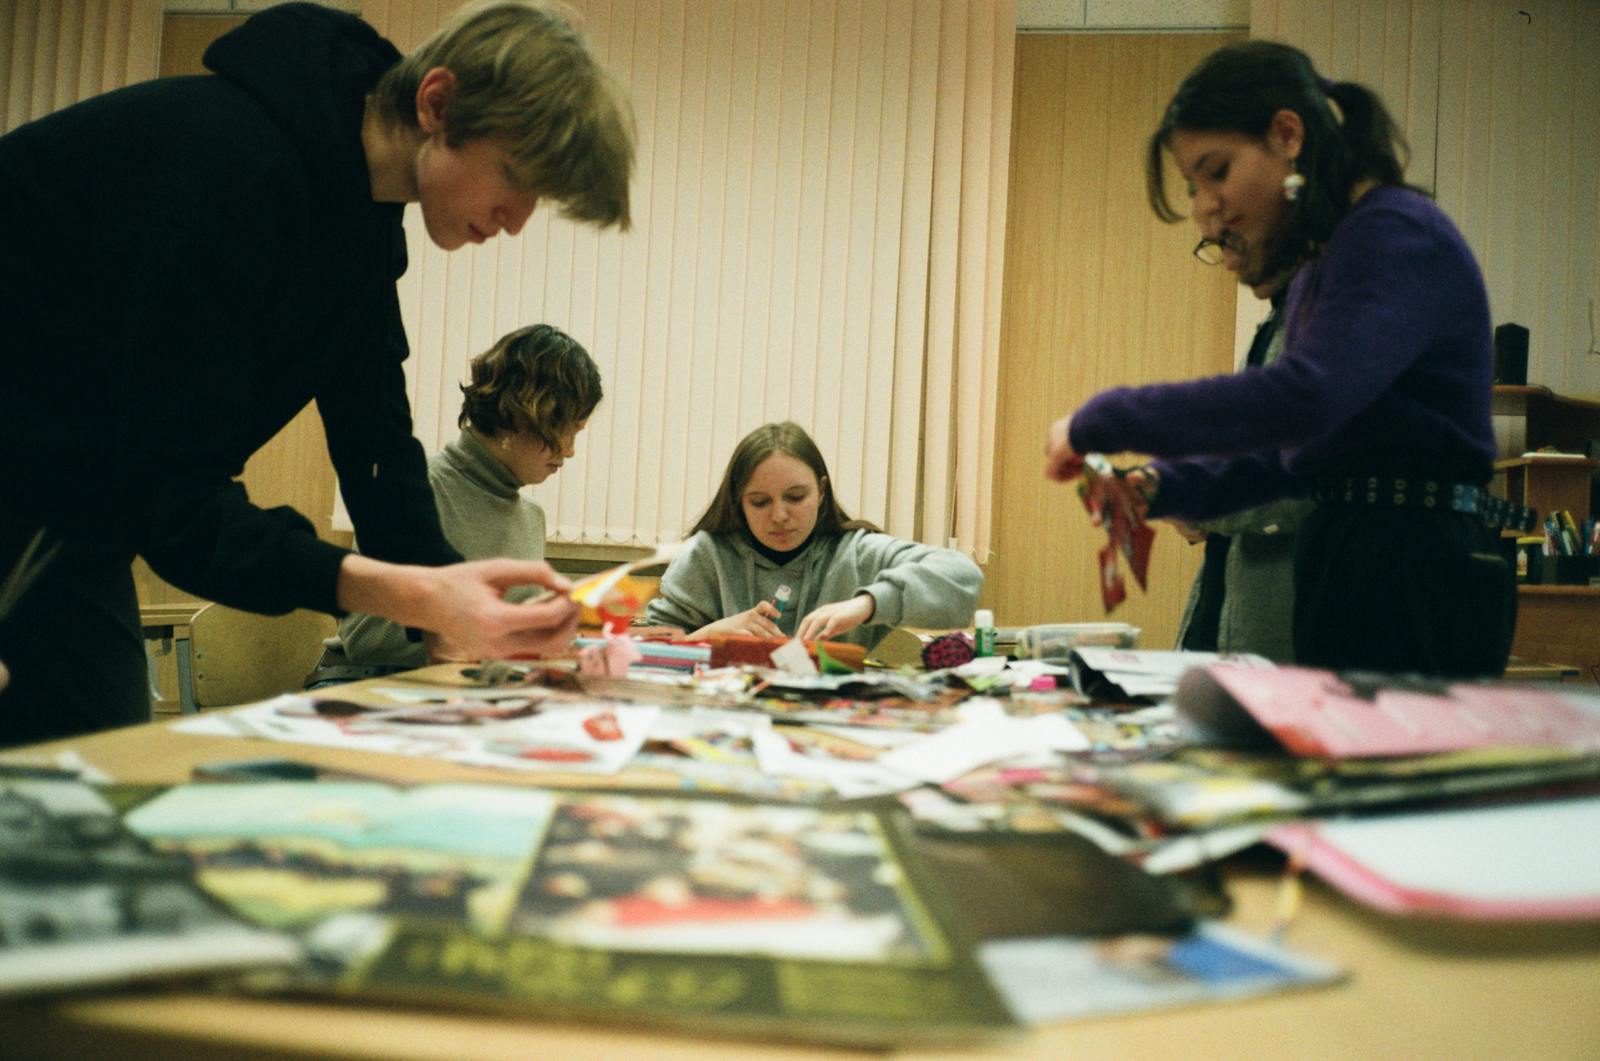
[1068,186,1496,521]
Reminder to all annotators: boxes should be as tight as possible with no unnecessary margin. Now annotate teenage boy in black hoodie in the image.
[0,2,634,746]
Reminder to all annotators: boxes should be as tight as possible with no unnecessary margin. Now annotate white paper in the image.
[750,730,916,798]
[1275,797,1600,907]
[1074,649,1272,699]
[769,637,819,676]
[876,711,1089,784]
[173,696,658,775]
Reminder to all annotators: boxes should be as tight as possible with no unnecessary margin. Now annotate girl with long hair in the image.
[647,422,983,647]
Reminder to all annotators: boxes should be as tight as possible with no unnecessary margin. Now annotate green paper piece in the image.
[817,642,854,675]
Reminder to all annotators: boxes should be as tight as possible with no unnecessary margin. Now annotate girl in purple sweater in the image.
[1043,41,1525,677]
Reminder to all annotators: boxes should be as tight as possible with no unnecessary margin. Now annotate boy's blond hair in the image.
[373,1,633,229]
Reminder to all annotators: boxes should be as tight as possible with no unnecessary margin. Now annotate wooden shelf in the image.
[1493,455,1599,469]
[1490,385,1600,528]
[1494,458,1595,525]
[1492,383,1600,415]
[1491,384,1557,417]
[1503,656,1581,680]
[1519,583,1600,596]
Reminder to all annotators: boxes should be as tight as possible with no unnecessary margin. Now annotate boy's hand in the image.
[338,555,580,662]
[420,559,580,661]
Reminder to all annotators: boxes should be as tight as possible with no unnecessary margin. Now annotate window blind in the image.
[364,0,1014,558]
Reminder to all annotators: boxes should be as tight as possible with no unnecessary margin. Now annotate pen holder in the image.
[1539,554,1600,585]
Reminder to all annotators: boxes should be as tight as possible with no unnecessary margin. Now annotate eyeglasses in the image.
[1190,235,1235,265]
[1193,229,1247,265]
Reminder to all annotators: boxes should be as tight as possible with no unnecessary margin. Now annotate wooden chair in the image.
[186,603,336,710]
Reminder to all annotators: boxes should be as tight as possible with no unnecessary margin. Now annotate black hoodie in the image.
[0,4,459,615]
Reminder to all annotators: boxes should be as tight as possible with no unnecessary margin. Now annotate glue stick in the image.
[973,608,996,657]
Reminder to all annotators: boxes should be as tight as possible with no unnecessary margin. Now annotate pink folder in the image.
[1268,797,1600,920]
[1176,665,1600,760]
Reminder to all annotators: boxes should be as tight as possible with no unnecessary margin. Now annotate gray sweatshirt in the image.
[644,528,983,648]
[1174,307,1310,662]
[336,430,546,667]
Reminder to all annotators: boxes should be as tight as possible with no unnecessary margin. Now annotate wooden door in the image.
[984,33,1242,646]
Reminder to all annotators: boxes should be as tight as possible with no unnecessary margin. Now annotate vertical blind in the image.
[0,0,160,133]
[365,0,1015,557]
[1252,0,1600,395]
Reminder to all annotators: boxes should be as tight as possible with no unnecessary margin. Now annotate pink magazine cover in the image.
[1268,797,1600,920]
[1175,666,1600,760]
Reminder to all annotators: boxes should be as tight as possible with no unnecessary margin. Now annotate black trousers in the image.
[1293,504,1516,678]
[0,516,150,749]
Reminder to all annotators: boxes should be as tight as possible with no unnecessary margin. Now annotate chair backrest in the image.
[187,604,336,709]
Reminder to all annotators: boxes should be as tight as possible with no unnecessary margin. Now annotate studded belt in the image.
[1311,475,1539,533]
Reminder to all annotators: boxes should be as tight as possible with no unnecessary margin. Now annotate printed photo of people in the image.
[511,795,944,963]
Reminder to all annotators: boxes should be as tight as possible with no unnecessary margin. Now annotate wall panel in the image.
[1257,0,1600,397]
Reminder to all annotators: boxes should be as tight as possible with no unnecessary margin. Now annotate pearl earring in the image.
[1282,171,1305,202]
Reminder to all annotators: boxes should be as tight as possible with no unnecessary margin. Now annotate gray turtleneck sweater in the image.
[335,430,546,667]
[643,528,983,648]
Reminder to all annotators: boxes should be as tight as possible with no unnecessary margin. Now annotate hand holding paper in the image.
[420,559,579,661]
[1076,455,1156,614]
[1043,414,1084,482]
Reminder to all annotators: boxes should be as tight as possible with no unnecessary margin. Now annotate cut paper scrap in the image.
[979,923,1342,1027]
[570,542,683,629]
[770,637,819,676]
[875,705,1090,785]
[577,632,643,677]
[174,696,659,776]
[816,641,856,675]
[1076,453,1155,614]
[750,729,916,800]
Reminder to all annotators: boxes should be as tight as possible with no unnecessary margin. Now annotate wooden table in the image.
[5,716,1600,1060]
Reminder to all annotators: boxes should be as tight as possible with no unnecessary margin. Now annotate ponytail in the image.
[1325,80,1410,189]
[1146,41,1424,281]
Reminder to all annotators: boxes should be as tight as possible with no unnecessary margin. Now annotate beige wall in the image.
[981,33,1243,643]
[1254,0,1600,397]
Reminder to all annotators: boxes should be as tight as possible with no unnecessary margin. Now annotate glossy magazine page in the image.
[123,781,1015,1045]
